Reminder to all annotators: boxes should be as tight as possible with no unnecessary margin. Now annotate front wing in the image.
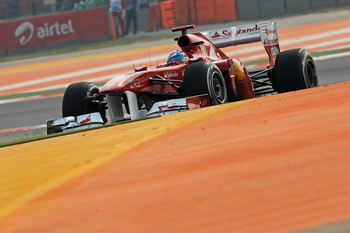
[46,95,210,135]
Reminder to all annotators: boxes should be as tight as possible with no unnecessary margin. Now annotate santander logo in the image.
[15,20,75,45]
[237,24,260,34]
[211,32,221,39]
[210,29,232,40]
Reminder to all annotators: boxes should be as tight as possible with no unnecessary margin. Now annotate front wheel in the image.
[183,61,227,105]
[62,82,106,121]
[273,48,318,93]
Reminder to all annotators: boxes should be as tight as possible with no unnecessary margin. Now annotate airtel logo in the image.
[15,20,75,45]
[15,22,34,45]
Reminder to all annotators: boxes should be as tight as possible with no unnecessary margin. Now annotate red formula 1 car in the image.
[47,22,318,134]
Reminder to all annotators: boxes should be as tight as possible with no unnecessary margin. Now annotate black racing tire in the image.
[183,61,227,105]
[62,82,100,117]
[273,48,318,93]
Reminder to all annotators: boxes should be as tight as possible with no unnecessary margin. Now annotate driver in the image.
[167,50,188,65]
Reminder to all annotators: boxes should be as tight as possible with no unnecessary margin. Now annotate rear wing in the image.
[202,21,280,67]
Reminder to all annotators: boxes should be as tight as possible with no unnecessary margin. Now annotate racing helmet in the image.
[167,50,188,65]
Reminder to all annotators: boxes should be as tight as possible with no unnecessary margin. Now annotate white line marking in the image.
[0,54,168,92]
[305,37,350,50]
[0,93,63,105]
[314,51,350,61]
[0,124,46,134]
[20,74,119,94]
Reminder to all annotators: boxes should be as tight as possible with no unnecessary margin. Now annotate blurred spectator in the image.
[94,0,105,7]
[73,0,87,10]
[58,0,74,11]
[147,0,161,32]
[86,0,95,9]
[125,0,140,35]
[6,0,19,17]
[110,0,126,36]
[30,0,37,15]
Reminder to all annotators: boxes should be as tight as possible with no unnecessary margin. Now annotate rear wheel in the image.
[62,82,105,120]
[273,48,318,93]
[183,61,227,105]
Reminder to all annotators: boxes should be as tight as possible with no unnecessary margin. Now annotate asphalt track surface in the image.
[0,55,349,132]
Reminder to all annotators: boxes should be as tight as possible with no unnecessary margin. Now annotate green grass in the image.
[311,47,350,57]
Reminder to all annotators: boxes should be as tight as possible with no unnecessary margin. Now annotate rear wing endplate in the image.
[202,21,280,67]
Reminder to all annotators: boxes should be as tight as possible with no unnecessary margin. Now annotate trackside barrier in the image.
[0,8,109,53]
[109,11,121,40]
[196,0,217,25]
[215,0,238,22]
[160,0,237,28]
[236,0,350,20]
[161,0,176,29]
[174,0,191,25]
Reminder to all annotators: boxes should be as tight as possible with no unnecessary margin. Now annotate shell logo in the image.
[233,60,245,82]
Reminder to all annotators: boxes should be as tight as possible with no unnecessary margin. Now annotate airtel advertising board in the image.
[0,8,109,51]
